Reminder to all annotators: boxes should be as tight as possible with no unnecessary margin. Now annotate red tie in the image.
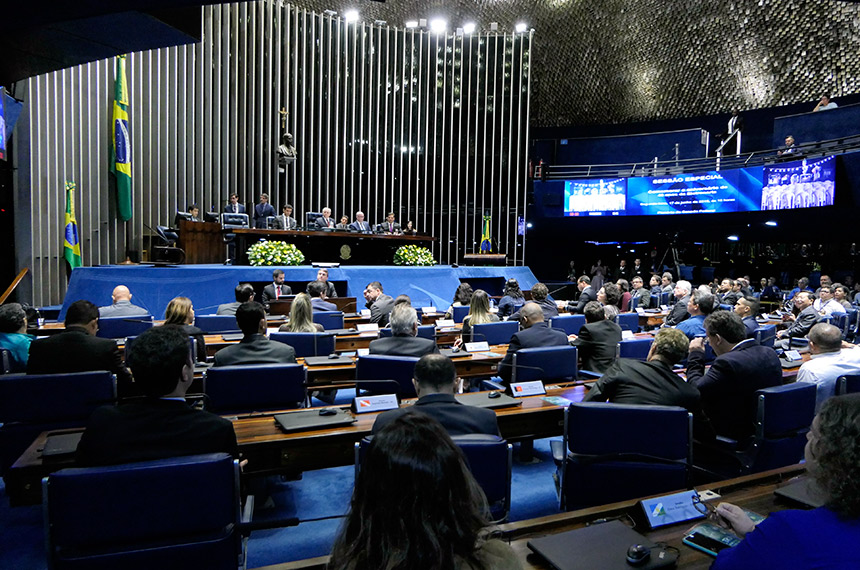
[276,285,281,298]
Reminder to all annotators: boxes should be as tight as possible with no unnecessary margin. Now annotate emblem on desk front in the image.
[340,245,352,260]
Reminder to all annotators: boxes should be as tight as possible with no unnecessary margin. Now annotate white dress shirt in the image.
[797,348,860,411]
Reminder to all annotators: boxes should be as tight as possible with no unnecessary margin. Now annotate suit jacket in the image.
[315,216,335,229]
[631,288,651,309]
[216,302,241,316]
[720,291,742,306]
[377,221,401,233]
[311,297,337,312]
[372,393,499,436]
[567,286,597,314]
[253,202,276,228]
[262,283,293,307]
[98,300,150,318]
[27,326,135,397]
[212,334,297,367]
[742,316,759,339]
[76,398,238,466]
[499,322,569,384]
[272,214,297,230]
[664,295,690,326]
[572,319,623,374]
[348,220,372,232]
[224,203,246,214]
[368,335,440,357]
[510,298,559,323]
[368,293,395,326]
[686,339,782,442]
[335,223,350,230]
[784,305,820,338]
[322,281,338,298]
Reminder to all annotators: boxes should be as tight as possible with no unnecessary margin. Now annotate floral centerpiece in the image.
[246,240,305,266]
[393,245,436,266]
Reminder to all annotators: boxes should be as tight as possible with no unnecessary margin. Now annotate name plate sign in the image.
[510,380,546,398]
[352,394,399,414]
[465,341,490,352]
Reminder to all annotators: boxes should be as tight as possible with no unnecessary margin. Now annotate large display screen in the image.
[560,159,832,217]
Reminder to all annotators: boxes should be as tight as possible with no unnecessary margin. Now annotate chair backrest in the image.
[204,363,307,414]
[0,348,10,374]
[660,291,671,306]
[828,312,850,338]
[96,315,154,339]
[548,314,585,336]
[221,212,249,228]
[155,225,178,245]
[837,374,860,395]
[312,311,345,330]
[616,337,653,361]
[844,309,858,341]
[195,314,241,334]
[355,355,420,398]
[561,402,692,510]
[269,332,335,358]
[378,325,435,340]
[628,296,639,311]
[126,335,198,364]
[354,435,513,522]
[44,453,243,570]
[750,382,816,473]
[754,324,777,348]
[305,212,322,228]
[614,312,639,332]
[512,345,577,383]
[266,215,276,229]
[718,303,733,311]
[472,321,519,346]
[451,305,470,324]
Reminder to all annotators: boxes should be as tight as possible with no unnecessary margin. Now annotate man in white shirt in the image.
[797,323,860,411]
[813,94,838,112]
[813,286,846,316]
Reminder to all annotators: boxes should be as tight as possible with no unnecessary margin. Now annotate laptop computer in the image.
[273,408,356,432]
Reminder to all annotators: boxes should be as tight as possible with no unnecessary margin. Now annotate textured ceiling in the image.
[292,0,860,127]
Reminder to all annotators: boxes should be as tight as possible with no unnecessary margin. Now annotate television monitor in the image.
[173,211,194,227]
[760,157,835,211]
[563,178,627,216]
[626,170,746,216]
[0,87,5,161]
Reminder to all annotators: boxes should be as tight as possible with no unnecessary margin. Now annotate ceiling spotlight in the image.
[514,22,528,33]
[405,20,418,28]
[343,10,359,23]
[429,18,447,34]
[765,220,778,227]
[374,19,387,26]
[462,22,476,34]
[727,235,739,241]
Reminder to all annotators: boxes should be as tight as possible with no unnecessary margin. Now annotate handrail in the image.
[0,268,29,305]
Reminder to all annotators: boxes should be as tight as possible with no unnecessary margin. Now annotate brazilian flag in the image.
[480,214,492,253]
[109,54,132,221]
[64,181,82,269]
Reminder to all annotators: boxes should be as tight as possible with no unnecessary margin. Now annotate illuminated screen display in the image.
[760,157,836,211]
[563,178,627,216]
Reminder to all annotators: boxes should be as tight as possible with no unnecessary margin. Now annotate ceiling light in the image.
[344,10,359,23]
[429,18,447,34]
[727,235,739,241]
[463,22,476,34]
[514,22,528,33]
[405,20,418,28]
[765,220,777,227]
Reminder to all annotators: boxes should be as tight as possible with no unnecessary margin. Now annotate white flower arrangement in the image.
[247,240,305,266]
[393,245,436,266]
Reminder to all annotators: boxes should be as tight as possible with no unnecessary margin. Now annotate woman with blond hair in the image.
[279,293,323,332]
[460,289,500,344]
[163,296,207,362]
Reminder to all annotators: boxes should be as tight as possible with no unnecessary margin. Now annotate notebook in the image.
[527,520,678,570]
[273,408,356,432]
[455,392,521,409]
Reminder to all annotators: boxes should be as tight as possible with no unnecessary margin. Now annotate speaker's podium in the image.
[463,253,506,266]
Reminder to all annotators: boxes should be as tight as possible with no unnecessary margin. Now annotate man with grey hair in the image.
[776,291,820,348]
[664,280,692,327]
[368,304,439,357]
[797,323,860,412]
[315,207,335,229]
[349,211,371,233]
[0,303,34,372]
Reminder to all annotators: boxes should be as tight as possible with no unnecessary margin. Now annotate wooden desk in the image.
[250,464,808,570]
[6,385,582,506]
[177,219,224,263]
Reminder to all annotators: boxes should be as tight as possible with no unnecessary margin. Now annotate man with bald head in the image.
[797,323,860,412]
[98,285,150,318]
[499,302,569,385]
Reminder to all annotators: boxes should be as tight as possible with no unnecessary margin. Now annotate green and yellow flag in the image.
[109,54,132,221]
[480,214,492,253]
[64,181,82,269]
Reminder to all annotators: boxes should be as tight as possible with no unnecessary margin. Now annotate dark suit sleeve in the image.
[582,361,621,402]
[261,285,273,307]
[573,292,591,314]
[498,333,522,383]
[686,349,732,399]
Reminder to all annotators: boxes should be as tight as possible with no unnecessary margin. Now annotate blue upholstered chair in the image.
[194,315,241,334]
[837,374,860,395]
[378,325,435,340]
[754,324,777,348]
[472,321,519,346]
[511,345,578,384]
[312,311,345,330]
[628,296,639,311]
[355,355,420,398]
[43,453,249,570]
[614,312,640,333]
[203,363,307,414]
[650,294,660,308]
[269,332,335,358]
[660,291,671,306]
[96,315,153,339]
[548,314,585,336]
[451,305,470,324]
[0,371,116,476]
[555,402,692,510]
[616,337,653,361]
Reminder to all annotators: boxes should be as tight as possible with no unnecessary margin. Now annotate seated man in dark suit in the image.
[348,210,372,233]
[372,353,499,436]
[559,275,597,314]
[213,302,297,366]
[76,325,239,466]
[98,285,150,318]
[775,291,819,349]
[307,280,337,311]
[28,300,135,397]
[369,304,440,357]
[663,280,692,327]
[511,282,558,322]
[687,310,782,443]
[315,207,336,229]
[499,302,569,385]
[377,212,401,234]
[629,276,652,309]
[734,295,760,339]
[314,267,338,298]
[262,269,293,309]
[272,204,297,230]
[568,301,623,374]
[217,283,255,316]
[363,281,395,326]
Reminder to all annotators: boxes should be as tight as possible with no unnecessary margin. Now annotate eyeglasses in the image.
[691,492,718,522]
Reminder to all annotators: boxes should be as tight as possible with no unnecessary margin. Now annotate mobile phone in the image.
[683,531,739,556]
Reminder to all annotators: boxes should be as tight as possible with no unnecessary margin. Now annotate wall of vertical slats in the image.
[17,1,532,306]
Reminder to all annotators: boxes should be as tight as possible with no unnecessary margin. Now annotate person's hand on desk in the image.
[688,337,706,352]
[567,333,577,343]
[452,337,463,349]
[716,503,757,537]
[555,300,566,309]
[782,313,796,322]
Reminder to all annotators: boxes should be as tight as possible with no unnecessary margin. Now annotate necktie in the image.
[276,285,281,298]
[233,204,237,213]
[389,223,393,232]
